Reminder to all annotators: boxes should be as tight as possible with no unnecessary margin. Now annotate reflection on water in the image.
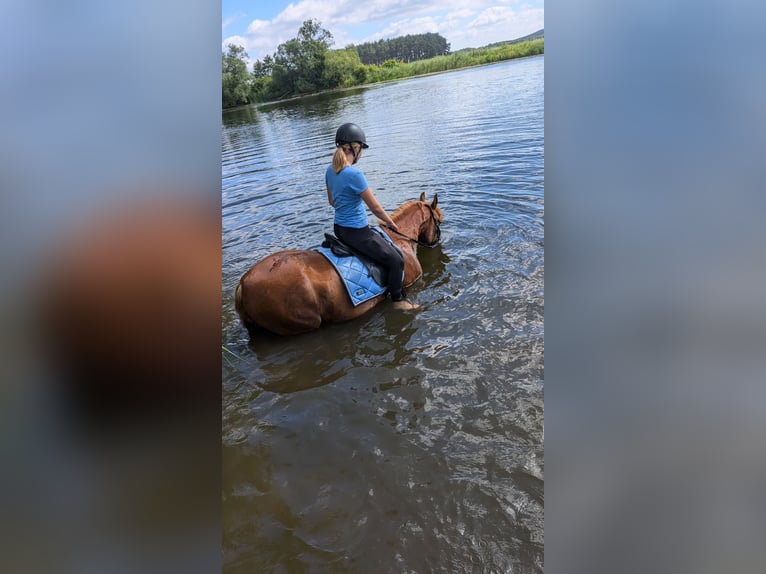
[222,56,544,573]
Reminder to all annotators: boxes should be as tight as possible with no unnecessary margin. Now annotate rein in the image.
[383,206,441,248]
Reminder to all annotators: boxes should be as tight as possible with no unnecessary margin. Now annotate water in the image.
[222,56,544,573]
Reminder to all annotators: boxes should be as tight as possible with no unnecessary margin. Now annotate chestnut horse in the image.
[235,192,443,335]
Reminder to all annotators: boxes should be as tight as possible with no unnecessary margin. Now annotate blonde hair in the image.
[332,143,360,174]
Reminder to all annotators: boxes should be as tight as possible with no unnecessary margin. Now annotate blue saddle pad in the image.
[315,227,401,307]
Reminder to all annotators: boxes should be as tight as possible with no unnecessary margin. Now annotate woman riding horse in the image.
[326,123,417,310]
[234,124,443,336]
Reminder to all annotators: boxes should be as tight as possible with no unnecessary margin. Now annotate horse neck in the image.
[390,202,424,239]
[388,202,426,286]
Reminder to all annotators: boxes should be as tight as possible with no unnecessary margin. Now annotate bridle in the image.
[383,205,442,248]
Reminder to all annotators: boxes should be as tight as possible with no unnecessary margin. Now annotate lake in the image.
[222,55,544,573]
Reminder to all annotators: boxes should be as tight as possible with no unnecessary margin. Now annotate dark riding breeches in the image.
[334,224,405,298]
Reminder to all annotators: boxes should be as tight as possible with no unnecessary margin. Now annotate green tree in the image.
[252,55,272,78]
[352,65,368,84]
[222,44,253,108]
[250,54,273,101]
[269,19,334,98]
[322,47,362,89]
[355,33,450,65]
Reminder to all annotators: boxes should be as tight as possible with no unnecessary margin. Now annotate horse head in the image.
[417,192,443,246]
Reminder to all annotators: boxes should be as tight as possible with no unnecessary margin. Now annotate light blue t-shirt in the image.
[326,165,369,228]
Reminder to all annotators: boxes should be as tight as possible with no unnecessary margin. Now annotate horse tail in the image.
[234,280,245,319]
[234,279,256,331]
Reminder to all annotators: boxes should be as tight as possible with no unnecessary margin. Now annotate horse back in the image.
[236,249,366,335]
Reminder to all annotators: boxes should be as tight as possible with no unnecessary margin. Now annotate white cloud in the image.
[275,0,340,26]
[456,7,543,48]
[339,0,433,26]
[468,6,515,29]
[371,16,440,42]
[222,0,544,60]
[222,35,248,50]
[446,8,476,20]
[246,19,271,34]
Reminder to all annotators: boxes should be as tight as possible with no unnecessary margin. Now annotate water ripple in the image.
[222,56,544,574]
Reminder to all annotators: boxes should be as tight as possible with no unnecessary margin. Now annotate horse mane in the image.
[390,200,422,221]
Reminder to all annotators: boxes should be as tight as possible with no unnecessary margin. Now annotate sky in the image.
[222,0,544,65]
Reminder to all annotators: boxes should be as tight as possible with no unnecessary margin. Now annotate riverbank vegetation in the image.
[222,19,544,109]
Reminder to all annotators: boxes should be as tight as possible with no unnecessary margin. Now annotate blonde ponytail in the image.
[332,146,348,174]
[333,144,351,174]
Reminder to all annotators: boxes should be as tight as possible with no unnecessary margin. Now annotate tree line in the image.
[354,33,450,65]
[223,20,543,109]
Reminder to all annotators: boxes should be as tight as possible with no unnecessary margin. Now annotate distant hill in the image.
[506,28,544,45]
[456,29,544,53]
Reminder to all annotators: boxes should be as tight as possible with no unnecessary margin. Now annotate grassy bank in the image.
[224,37,544,109]
[360,38,544,85]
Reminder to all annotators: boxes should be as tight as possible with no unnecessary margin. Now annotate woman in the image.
[325,122,418,310]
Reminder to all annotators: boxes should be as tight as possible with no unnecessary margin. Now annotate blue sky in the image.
[223,0,544,64]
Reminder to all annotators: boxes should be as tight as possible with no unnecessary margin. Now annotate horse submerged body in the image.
[235,193,443,336]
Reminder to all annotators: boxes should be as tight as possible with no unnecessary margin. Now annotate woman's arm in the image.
[326,186,334,207]
[360,188,397,230]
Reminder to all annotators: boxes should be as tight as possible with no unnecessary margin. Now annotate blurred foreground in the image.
[0,2,221,572]
[3,1,766,573]
[547,2,766,573]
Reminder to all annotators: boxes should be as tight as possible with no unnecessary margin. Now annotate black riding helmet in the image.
[335,123,369,149]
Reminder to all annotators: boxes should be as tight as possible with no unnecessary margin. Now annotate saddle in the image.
[321,233,388,286]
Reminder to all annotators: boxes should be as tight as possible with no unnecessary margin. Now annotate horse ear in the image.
[419,192,426,202]
[431,194,438,209]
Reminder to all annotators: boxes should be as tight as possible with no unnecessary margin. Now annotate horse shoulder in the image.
[394,241,422,286]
